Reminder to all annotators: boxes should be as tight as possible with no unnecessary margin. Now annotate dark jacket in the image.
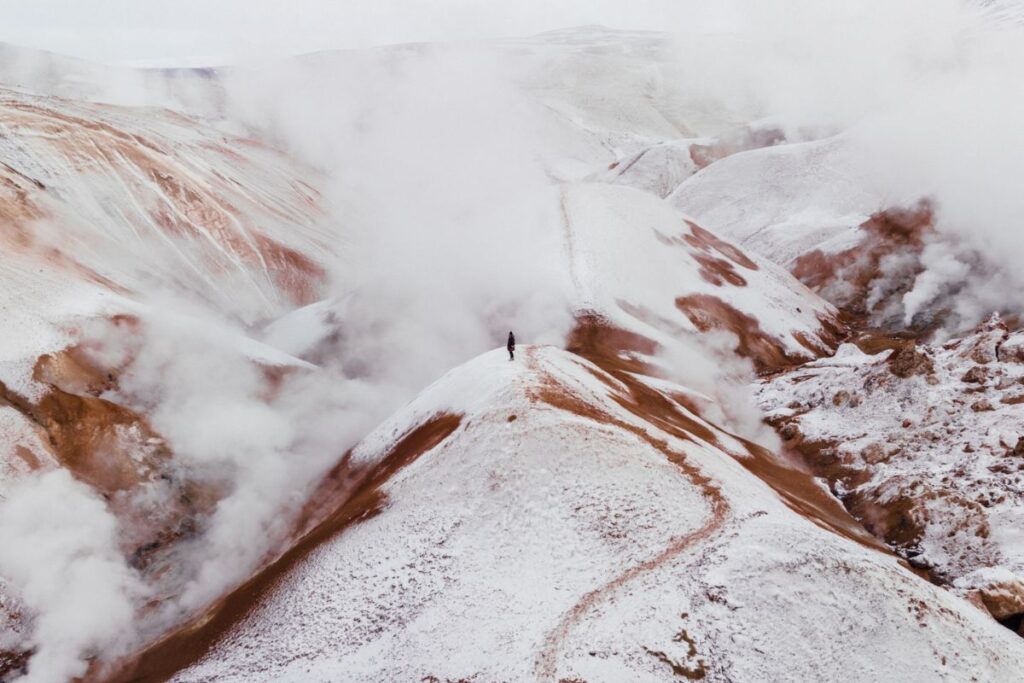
[507,332,515,350]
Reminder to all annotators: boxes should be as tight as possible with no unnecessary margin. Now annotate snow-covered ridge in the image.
[164,345,1024,682]
[563,182,842,373]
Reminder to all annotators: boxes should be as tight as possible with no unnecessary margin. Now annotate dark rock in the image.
[971,399,995,412]
[780,422,800,440]
[888,345,935,379]
[962,366,989,384]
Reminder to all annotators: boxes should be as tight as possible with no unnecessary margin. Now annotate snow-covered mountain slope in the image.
[269,181,843,386]
[595,123,786,199]
[759,314,1024,630]
[4,23,1024,682]
[0,87,329,320]
[668,135,883,266]
[0,81,335,678]
[158,345,1024,682]
[561,182,842,372]
[666,136,951,328]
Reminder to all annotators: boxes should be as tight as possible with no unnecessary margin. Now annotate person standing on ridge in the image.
[507,331,516,361]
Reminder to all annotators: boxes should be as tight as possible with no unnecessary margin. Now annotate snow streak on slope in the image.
[0,87,329,322]
[172,346,1024,682]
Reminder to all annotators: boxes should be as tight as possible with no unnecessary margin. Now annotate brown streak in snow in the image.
[99,413,462,683]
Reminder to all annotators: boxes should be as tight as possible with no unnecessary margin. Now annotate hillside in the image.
[1,21,1023,683]
[759,316,1024,632]
[160,345,1024,682]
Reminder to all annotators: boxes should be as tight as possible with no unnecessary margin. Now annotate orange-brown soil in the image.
[791,203,935,324]
[568,316,883,551]
[675,295,842,373]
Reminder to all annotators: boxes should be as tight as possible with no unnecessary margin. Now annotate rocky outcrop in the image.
[975,579,1024,621]
[759,319,1024,613]
[962,365,990,384]
[1000,332,1024,364]
[887,344,935,378]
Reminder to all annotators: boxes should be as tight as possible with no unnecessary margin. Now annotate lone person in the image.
[507,331,516,361]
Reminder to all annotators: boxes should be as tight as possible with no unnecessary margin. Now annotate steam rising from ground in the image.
[678,0,1024,331]
[3,1,1024,677]
[126,46,573,626]
[107,302,395,614]
[0,42,577,680]
[0,471,145,682]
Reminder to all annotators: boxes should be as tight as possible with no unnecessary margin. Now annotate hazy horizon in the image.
[0,0,739,67]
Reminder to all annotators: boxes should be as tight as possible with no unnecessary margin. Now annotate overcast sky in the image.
[0,0,738,66]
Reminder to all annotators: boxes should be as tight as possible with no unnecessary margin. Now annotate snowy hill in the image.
[669,135,882,265]
[160,345,1024,682]
[561,182,842,372]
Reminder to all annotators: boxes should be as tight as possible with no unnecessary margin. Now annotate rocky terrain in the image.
[760,316,1024,633]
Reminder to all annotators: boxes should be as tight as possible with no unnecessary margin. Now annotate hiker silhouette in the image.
[507,331,515,361]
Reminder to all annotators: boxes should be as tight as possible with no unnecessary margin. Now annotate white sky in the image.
[0,0,738,66]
